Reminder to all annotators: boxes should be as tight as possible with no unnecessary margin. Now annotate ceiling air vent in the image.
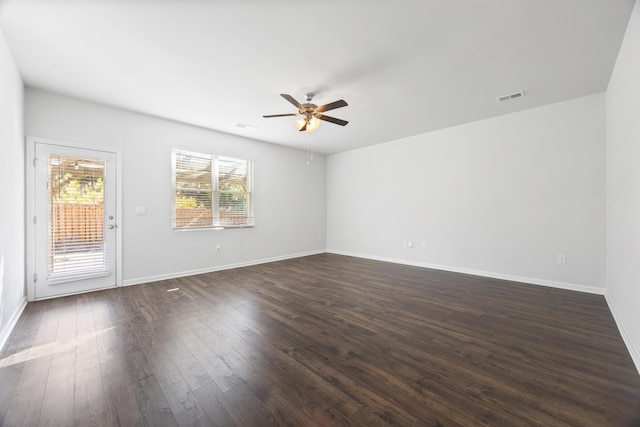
[497,91,526,102]
[236,122,257,129]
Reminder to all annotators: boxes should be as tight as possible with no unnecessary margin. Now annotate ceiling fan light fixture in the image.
[295,117,307,130]
[306,116,321,133]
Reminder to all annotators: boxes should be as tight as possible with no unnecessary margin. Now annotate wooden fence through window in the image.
[52,203,104,244]
[174,208,248,228]
[51,205,250,243]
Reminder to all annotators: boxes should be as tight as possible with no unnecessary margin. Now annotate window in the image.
[172,148,254,229]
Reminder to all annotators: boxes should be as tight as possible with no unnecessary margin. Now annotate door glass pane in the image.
[48,155,107,280]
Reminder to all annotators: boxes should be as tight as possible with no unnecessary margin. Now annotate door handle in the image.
[108,224,116,229]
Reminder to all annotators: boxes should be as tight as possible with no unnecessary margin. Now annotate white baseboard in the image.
[326,250,606,295]
[122,249,325,287]
[604,292,640,375]
[0,297,27,353]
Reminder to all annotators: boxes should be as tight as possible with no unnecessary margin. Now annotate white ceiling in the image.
[0,0,635,155]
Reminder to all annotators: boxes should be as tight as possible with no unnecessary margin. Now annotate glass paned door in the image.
[34,142,117,299]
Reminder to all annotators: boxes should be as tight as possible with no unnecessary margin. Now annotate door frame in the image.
[25,136,123,301]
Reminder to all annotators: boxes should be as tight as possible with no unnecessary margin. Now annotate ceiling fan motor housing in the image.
[301,93,317,116]
[300,104,318,116]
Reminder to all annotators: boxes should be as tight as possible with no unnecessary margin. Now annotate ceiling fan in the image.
[263,93,348,133]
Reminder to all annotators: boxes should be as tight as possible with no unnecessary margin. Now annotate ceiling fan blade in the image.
[299,123,307,132]
[317,114,349,126]
[315,99,348,113]
[280,94,303,109]
[263,113,297,118]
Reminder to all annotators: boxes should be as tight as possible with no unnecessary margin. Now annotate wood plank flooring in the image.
[1,253,639,426]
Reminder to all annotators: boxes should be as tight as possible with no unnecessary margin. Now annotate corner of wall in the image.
[0,296,27,353]
[604,290,640,374]
[604,0,640,376]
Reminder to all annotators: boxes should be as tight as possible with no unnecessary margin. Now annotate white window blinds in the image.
[172,149,254,229]
[48,155,108,280]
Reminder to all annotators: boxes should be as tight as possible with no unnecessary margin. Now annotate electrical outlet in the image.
[421,242,426,249]
[557,254,567,264]
[216,245,221,252]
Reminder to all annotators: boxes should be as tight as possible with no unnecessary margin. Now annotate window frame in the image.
[171,148,254,230]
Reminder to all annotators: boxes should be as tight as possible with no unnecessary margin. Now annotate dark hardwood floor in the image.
[1,253,639,426]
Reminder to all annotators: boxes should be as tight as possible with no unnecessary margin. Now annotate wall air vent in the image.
[497,91,526,102]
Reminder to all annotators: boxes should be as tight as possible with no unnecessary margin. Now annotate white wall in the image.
[606,0,640,371]
[26,89,326,285]
[0,27,26,347]
[327,93,606,293]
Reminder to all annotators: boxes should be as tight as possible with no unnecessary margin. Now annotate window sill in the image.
[173,224,255,231]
